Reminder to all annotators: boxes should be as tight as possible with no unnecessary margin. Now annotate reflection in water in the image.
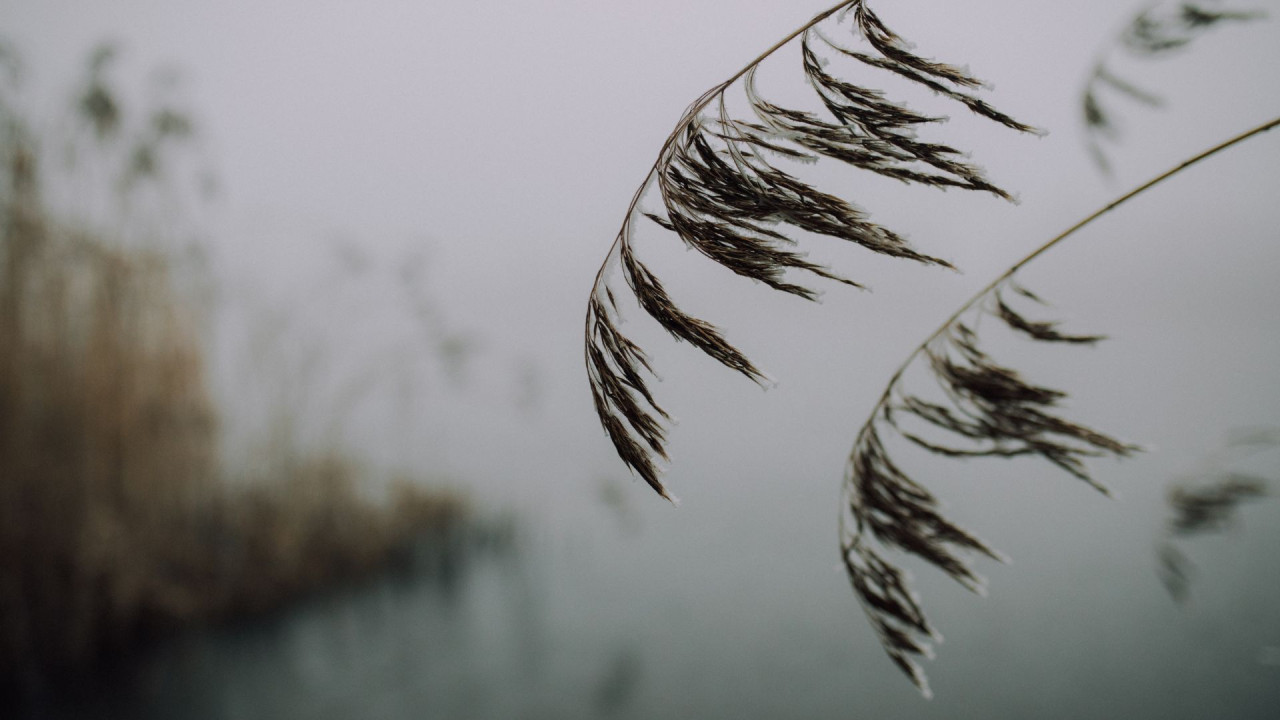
[15,510,660,720]
[9,476,1280,719]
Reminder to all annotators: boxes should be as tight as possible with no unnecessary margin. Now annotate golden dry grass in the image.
[0,87,463,694]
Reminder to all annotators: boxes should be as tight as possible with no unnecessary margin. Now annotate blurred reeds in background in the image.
[0,43,465,698]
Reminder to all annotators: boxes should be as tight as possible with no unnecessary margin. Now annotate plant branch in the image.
[585,1,852,295]
[853,113,1280,447]
[839,113,1279,694]
[585,0,1034,501]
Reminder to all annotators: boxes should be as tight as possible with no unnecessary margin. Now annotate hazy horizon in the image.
[3,1,1278,716]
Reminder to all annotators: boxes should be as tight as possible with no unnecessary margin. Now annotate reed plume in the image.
[841,117,1279,694]
[841,281,1138,696]
[580,0,1280,698]
[1155,427,1275,603]
[1082,1,1263,172]
[585,0,1037,502]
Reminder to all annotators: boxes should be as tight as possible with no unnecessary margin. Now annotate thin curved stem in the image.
[851,113,1280,453]
[584,1,853,297]
[582,2,859,503]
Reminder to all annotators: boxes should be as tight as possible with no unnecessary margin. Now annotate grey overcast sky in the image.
[4,1,1280,712]
[2,0,1277,511]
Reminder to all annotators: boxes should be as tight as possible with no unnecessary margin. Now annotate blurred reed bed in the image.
[0,44,465,697]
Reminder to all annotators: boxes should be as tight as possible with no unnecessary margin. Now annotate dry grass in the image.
[584,0,1039,502]
[580,0,1274,697]
[1155,427,1276,604]
[0,55,464,696]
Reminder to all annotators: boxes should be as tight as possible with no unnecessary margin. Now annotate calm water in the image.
[23,469,1280,720]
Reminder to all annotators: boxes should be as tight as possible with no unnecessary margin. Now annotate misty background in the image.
[2,0,1278,718]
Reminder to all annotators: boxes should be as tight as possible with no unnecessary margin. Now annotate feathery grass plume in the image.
[586,0,1039,501]
[1082,0,1264,173]
[1168,474,1268,534]
[841,280,1137,697]
[841,116,1280,695]
[1155,427,1275,603]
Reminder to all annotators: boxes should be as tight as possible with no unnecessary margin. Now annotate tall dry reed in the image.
[580,0,1275,696]
[0,44,465,697]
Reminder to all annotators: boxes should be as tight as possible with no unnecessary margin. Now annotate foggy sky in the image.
[2,1,1278,714]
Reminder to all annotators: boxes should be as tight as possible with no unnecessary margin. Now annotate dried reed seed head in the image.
[586,1,1036,508]
[841,280,1137,692]
[1157,432,1275,602]
[1082,1,1263,171]
[1167,473,1269,534]
[1123,2,1264,54]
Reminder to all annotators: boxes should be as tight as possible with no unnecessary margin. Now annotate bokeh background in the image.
[2,1,1278,717]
